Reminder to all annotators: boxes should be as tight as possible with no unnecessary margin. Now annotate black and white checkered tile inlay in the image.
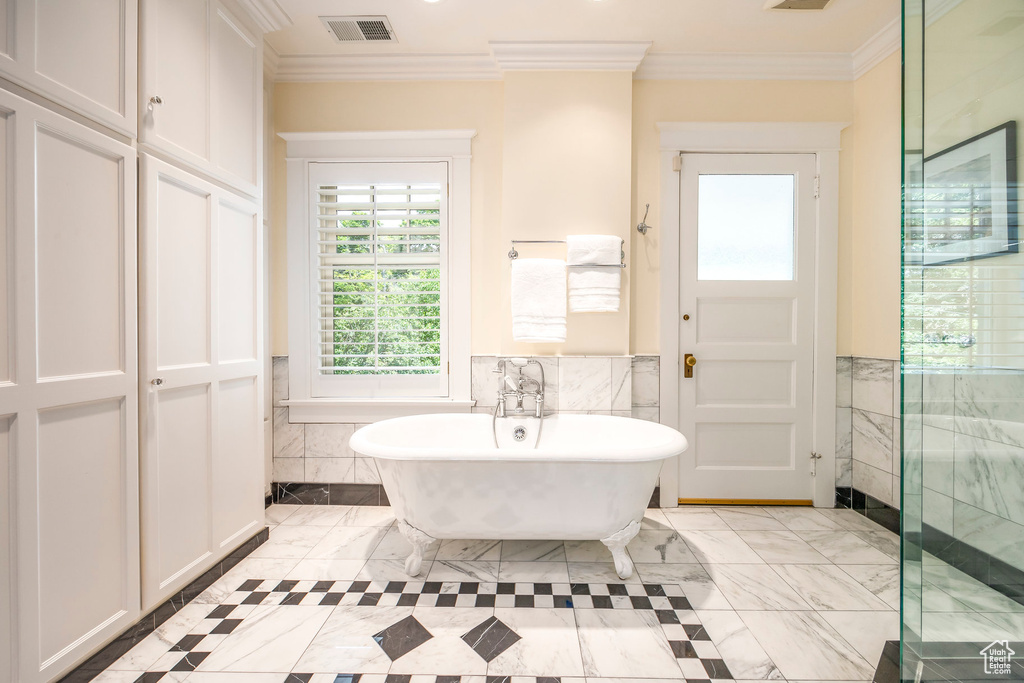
[223,578,701,612]
[131,580,733,683]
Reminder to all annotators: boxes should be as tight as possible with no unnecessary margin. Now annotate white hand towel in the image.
[567,235,621,313]
[511,258,567,343]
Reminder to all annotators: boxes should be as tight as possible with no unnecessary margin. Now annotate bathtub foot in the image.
[397,520,435,576]
[601,520,641,579]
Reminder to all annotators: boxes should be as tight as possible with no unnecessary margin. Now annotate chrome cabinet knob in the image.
[151,378,164,386]
[149,96,163,105]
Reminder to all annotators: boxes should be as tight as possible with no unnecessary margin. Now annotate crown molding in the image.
[490,41,652,71]
[267,23,905,83]
[903,0,963,25]
[926,0,963,24]
[274,53,502,82]
[264,41,281,80]
[635,51,853,81]
[851,17,900,79]
[236,0,293,33]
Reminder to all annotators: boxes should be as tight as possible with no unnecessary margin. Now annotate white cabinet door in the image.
[0,0,137,136]
[139,155,264,610]
[0,88,139,683]
[140,0,261,197]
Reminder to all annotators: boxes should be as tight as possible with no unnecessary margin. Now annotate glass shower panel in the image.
[903,0,1024,680]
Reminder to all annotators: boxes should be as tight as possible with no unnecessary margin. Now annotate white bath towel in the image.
[567,235,621,313]
[511,258,567,343]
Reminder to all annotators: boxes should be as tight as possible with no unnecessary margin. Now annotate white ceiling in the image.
[265,0,900,58]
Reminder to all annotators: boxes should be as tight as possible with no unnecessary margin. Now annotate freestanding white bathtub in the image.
[349,413,688,579]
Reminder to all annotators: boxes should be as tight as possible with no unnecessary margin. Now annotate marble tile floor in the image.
[93,505,908,683]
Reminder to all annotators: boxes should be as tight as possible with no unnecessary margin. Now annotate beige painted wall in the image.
[269,64,904,361]
[270,80,505,356]
[849,52,903,360]
[500,71,633,356]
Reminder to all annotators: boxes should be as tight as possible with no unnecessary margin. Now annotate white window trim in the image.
[656,122,848,509]
[282,130,476,423]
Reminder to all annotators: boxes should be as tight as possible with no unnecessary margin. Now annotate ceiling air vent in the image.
[320,16,397,43]
[763,0,833,9]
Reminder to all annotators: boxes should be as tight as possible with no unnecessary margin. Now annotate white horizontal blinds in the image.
[316,182,443,377]
[904,261,1024,366]
[904,172,1024,367]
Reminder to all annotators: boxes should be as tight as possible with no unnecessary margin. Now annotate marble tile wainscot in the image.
[271,355,663,490]
[835,356,901,534]
[56,527,270,682]
[469,354,661,420]
[910,368,1024,604]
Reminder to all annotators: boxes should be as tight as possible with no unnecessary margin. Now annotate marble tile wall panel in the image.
[631,356,660,407]
[953,370,1024,449]
[836,356,852,409]
[852,357,895,417]
[272,356,288,406]
[852,409,893,473]
[841,356,902,509]
[953,500,1024,570]
[559,357,613,411]
[953,431,1024,526]
[273,354,661,484]
[853,460,895,508]
[470,355,658,417]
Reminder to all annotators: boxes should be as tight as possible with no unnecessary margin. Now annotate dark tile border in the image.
[904,641,1024,682]
[272,482,389,506]
[58,527,269,682]
[834,486,900,534]
[874,640,899,683]
[907,523,1024,608]
[269,483,660,510]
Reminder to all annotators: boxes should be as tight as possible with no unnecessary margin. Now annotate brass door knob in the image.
[683,353,696,379]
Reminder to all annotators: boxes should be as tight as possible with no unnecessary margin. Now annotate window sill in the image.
[281,398,477,424]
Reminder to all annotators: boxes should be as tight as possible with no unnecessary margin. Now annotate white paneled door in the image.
[678,153,818,502]
[0,88,140,683]
[139,155,264,611]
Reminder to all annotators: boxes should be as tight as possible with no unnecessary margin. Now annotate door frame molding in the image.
[656,122,849,508]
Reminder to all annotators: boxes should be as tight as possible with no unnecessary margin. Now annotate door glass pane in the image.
[698,174,795,281]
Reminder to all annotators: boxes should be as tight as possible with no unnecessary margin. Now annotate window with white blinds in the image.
[309,162,449,397]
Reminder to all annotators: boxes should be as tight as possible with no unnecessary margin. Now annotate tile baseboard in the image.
[270,482,661,510]
[58,526,270,682]
[272,482,389,506]
[873,640,899,683]
[906,522,1024,608]
[834,486,900,534]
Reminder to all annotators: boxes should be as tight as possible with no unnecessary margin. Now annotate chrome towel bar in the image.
[507,239,626,268]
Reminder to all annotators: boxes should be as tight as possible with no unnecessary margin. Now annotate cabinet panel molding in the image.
[0,0,137,137]
[141,0,261,198]
[0,87,139,683]
[140,154,264,611]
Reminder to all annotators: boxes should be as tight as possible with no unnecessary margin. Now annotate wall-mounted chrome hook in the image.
[637,203,652,235]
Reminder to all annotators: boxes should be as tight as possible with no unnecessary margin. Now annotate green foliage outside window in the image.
[322,198,442,376]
